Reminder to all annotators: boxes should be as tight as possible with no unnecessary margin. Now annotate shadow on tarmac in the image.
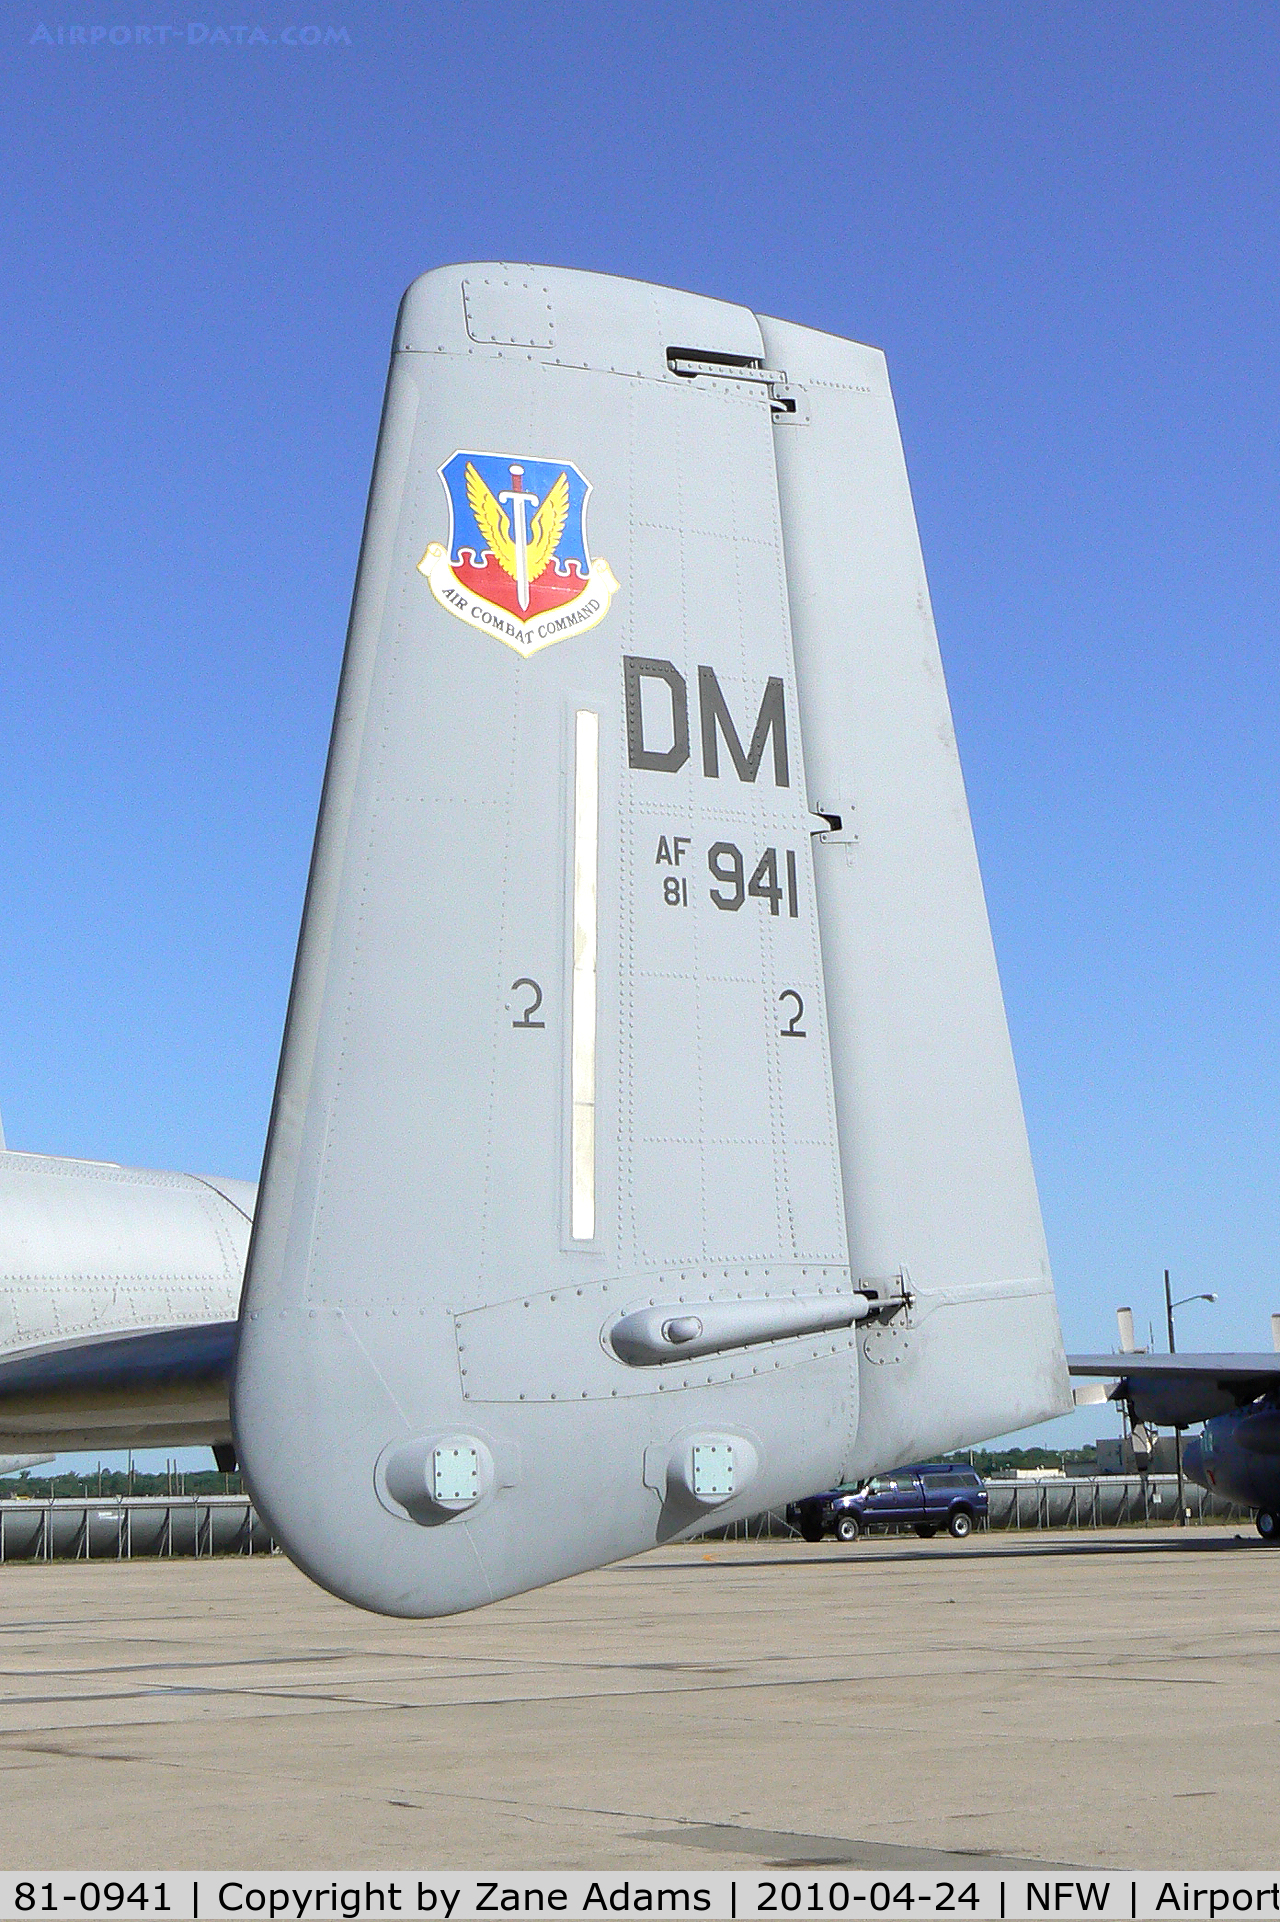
[615,1531,1265,1573]
[636,1818,1072,1872]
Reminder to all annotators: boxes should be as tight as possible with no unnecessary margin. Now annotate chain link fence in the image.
[0,1477,1255,1561]
[699,1475,1252,1542]
[0,1494,276,1561]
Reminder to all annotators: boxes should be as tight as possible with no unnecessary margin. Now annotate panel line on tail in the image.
[570,709,599,1242]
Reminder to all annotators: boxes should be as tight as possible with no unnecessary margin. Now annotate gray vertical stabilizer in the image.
[235,267,863,1616]
[235,269,1068,1617]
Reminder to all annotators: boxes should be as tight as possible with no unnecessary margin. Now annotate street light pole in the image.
[1165,1269,1185,1525]
[1164,1276,1219,1526]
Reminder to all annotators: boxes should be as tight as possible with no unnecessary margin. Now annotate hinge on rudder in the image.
[666,348,807,421]
[810,800,858,859]
[857,1276,911,1324]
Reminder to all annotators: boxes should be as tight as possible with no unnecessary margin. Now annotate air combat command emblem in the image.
[419,451,620,657]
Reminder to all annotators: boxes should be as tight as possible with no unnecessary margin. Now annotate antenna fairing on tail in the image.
[233,265,1070,1616]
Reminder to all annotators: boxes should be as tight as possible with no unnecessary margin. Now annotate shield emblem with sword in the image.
[419,451,620,658]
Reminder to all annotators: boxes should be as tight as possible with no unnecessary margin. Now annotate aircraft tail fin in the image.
[234,266,1069,1617]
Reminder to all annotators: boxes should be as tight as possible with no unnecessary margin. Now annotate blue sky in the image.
[3,3,1278,1466]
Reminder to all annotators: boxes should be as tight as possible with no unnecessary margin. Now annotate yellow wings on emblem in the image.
[463,462,571,584]
[464,462,514,573]
[526,472,570,579]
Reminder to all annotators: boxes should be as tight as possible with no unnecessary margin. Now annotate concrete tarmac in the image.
[0,1527,1274,1871]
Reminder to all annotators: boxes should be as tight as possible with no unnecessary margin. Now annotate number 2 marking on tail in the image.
[779,990,806,1038]
[511,978,546,1028]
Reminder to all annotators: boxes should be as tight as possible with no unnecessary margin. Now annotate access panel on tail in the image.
[233,266,1069,1616]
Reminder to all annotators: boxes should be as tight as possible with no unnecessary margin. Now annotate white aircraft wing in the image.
[0,1150,250,1452]
[0,1321,237,1454]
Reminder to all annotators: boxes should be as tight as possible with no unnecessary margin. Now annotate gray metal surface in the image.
[234,265,1071,1618]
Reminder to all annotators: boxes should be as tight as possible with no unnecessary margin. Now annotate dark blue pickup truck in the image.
[786,1463,987,1542]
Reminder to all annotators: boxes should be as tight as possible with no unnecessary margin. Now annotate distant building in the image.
[1095,1435,1182,1475]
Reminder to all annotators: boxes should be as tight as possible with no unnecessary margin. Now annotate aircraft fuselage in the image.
[1184,1403,1280,1520]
